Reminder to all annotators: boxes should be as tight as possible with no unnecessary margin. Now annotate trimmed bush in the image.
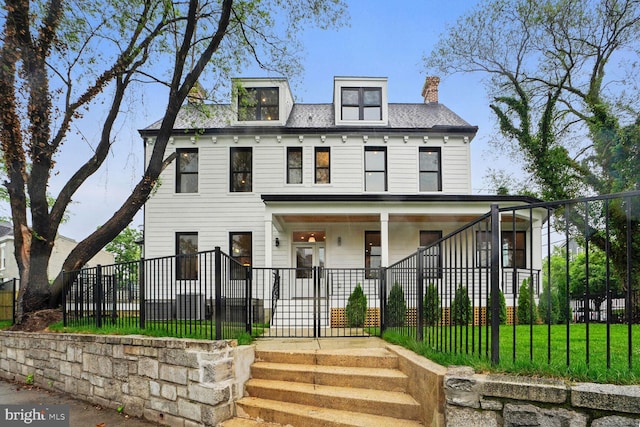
[517,277,538,324]
[386,282,407,327]
[423,283,441,326]
[346,283,367,327]
[487,290,507,325]
[451,286,472,325]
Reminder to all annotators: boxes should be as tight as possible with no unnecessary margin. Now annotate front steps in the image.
[222,347,423,427]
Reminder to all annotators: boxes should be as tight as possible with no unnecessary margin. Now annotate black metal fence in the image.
[63,247,251,340]
[384,190,640,374]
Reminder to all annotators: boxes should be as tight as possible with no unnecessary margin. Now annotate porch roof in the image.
[261,193,542,204]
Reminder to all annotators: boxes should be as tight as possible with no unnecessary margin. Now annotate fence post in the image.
[416,247,425,342]
[214,247,222,340]
[245,266,252,334]
[490,205,501,365]
[12,277,17,326]
[139,258,146,329]
[95,265,103,328]
[380,267,386,336]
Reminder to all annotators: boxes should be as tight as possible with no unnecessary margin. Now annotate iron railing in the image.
[384,190,639,374]
[63,247,251,340]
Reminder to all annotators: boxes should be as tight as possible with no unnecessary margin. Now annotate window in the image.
[315,147,330,184]
[419,148,441,191]
[502,231,526,268]
[365,231,381,279]
[176,232,198,280]
[287,147,302,184]
[176,148,198,193]
[230,147,252,192]
[421,231,442,278]
[238,87,279,121]
[365,147,386,191]
[476,230,526,268]
[341,87,382,120]
[230,232,252,279]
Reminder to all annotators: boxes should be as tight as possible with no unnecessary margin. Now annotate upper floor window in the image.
[287,147,302,184]
[341,87,382,121]
[238,87,279,121]
[176,232,198,280]
[315,147,330,184]
[230,232,252,279]
[176,148,198,193]
[419,147,441,192]
[230,147,252,192]
[365,147,386,191]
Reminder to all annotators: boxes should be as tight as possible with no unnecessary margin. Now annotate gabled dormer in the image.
[232,77,294,126]
[333,76,388,126]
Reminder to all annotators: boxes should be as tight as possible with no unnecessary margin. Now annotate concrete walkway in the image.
[254,336,388,351]
[0,379,160,426]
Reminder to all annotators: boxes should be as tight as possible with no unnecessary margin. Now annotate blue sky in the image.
[58,0,505,242]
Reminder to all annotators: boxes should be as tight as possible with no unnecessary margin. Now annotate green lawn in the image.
[383,323,640,384]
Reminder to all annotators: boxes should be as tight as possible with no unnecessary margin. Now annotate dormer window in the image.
[341,87,382,120]
[238,87,279,121]
[334,77,388,126]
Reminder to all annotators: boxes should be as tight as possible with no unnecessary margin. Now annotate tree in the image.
[517,277,538,324]
[423,283,441,326]
[425,0,640,295]
[386,282,407,327]
[450,286,471,326]
[0,0,347,320]
[104,226,142,265]
[346,283,367,328]
[538,282,560,324]
[543,247,573,323]
[487,290,507,325]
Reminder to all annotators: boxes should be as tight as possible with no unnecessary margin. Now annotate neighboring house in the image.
[139,76,546,323]
[0,222,115,285]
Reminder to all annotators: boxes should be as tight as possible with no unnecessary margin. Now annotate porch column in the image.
[380,212,389,267]
[264,214,273,268]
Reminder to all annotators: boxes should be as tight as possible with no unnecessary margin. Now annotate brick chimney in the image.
[421,76,440,103]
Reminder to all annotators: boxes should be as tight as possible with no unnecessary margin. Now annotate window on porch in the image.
[476,230,526,268]
[365,231,381,279]
[420,230,442,278]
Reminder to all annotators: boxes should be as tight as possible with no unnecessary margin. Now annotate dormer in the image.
[232,77,294,126]
[333,77,388,126]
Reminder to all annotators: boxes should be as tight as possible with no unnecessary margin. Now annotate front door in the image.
[289,231,325,299]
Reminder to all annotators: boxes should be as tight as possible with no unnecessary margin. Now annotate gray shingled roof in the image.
[141,102,474,132]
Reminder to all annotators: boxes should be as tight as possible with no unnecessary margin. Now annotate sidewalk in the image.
[0,379,160,426]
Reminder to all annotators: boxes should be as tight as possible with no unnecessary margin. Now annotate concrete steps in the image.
[222,347,423,427]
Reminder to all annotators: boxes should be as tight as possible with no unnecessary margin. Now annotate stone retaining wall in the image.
[0,331,254,427]
[445,366,640,426]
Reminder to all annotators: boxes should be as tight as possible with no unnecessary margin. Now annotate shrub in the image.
[346,283,367,327]
[537,283,560,324]
[517,277,538,324]
[423,283,441,326]
[487,290,507,325]
[451,286,471,325]
[386,282,407,327]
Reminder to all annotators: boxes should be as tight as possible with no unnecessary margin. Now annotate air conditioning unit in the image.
[176,294,205,320]
[145,300,174,321]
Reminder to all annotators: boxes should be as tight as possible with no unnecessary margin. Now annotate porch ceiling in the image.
[277,213,527,223]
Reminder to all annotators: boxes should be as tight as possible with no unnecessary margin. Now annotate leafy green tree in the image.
[346,283,367,328]
[538,282,560,324]
[487,290,507,325]
[423,283,441,326]
[451,286,472,326]
[543,247,572,323]
[104,226,142,264]
[517,278,538,325]
[386,282,406,327]
[425,0,640,296]
[0,0,347,319]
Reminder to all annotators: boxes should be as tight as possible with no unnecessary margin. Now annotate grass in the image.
[49,319,254,345]
[0,320,13,330]
[383,323,640,384]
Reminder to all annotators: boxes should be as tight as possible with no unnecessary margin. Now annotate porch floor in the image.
[255,327,379,338]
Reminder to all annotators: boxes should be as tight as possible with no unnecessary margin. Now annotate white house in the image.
[139,76,546,328]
